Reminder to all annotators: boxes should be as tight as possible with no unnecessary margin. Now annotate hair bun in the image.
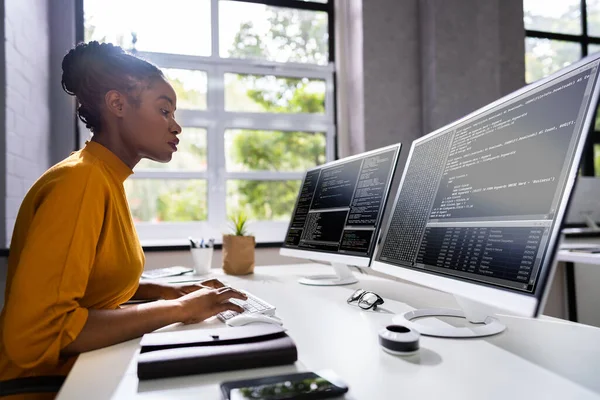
[61,41,124,96]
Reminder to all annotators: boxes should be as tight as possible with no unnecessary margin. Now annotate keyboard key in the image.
[218,290,276,321]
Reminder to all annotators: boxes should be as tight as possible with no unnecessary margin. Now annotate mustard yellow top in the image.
[0,141,145,382]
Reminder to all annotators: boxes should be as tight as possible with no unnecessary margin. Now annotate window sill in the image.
[141,240,284,252]
[0,242,284,256]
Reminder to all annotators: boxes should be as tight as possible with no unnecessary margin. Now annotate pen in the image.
[189,237,197,248]
[199,238,205,248]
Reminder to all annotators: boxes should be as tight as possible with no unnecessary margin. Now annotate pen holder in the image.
[190,247,214,275]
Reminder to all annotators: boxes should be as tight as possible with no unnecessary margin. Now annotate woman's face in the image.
[121,77,182,163]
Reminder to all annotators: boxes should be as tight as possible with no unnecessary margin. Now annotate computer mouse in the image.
[226,314,283,327]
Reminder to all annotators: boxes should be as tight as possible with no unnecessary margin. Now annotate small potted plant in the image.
[222,210,256,275]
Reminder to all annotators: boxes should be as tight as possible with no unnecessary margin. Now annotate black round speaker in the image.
[378,324,420,356]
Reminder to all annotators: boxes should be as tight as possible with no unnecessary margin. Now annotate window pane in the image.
[125,179,207,222]
[162,69,207,110]
[225,130,325,172]
[227,180,301,221]
[590,45,600,131]
[84,0,211,56]
[588,0,600,37]
[135,128,207,171]
[525,38,581,83]
[589,44,600,55]
[225,73,325,113]
[219,0,328,65]
[523,0,581,35]
[595,144,600,177]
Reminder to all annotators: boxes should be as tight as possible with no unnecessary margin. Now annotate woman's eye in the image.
[161,109,170,116]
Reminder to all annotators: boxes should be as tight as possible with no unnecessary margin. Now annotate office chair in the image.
[0,375,65,396]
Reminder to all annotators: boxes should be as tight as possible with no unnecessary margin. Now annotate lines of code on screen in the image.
[378,66,597,292]
[284,149,397,256]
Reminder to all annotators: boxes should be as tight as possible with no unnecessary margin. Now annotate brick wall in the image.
[4,0,51,246]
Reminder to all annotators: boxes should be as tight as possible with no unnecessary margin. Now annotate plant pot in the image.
[222,234,255,275]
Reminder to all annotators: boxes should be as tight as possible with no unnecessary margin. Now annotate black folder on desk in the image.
[137,325,297,380]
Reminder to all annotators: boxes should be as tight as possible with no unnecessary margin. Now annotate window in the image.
[80,0,335,243]
[524,0,600,176]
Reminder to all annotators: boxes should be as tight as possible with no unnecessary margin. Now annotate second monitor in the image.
[280,144,401,285]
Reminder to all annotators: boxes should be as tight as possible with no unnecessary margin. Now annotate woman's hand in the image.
[174,286,247,324]
[160,278,230,300]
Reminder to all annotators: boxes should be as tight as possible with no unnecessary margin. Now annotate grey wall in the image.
[362,0,525,171]
[362,0,422,161]
[49,0,77,165]
[420,0,525,134]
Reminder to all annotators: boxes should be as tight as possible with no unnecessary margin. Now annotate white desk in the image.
[57,264,600,400]
[557,248,600,264]
[556,244,600,322]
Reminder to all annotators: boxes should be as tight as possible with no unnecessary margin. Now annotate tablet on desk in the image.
[141,266,194,279]
[220,370,348,400]
[121,298,158,306]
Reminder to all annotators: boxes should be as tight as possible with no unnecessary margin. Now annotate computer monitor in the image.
[565,176,600,230]
[372,54,600,338]
[280,144,401,286]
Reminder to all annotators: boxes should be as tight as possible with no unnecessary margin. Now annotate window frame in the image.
[525,0,599,176]
[77,0,336,244]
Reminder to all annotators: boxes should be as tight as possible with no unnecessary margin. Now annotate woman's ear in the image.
[105,90,126,117]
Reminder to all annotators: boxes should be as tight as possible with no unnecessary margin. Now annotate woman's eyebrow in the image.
[157,95,174,106]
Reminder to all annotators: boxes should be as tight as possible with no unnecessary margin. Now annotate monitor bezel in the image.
[280,143,402,266]
[372,53,600,317]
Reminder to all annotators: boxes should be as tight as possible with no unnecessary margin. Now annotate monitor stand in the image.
[298,263,358,286]
[392,295,506,338]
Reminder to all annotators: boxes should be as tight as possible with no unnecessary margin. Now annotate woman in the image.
[0,41,246,389]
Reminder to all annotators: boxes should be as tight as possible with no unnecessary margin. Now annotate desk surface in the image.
[58,264,600,400]
[558,235,600,264]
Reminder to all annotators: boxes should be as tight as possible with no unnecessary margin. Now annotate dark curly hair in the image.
[61,41,164,133]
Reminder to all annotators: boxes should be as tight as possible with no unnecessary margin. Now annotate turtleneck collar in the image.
[82,141,133,182]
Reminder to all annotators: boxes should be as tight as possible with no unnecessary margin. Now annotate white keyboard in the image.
[218,290,276,321]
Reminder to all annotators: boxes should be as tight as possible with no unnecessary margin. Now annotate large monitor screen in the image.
[283,144,401,258]
[375,58,600,294]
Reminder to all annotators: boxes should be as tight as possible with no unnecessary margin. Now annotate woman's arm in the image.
[62,286,245,356]
[131,282,168,300]
[132,279,228,301]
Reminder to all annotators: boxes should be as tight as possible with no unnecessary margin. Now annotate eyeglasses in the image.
[347,289,384,310]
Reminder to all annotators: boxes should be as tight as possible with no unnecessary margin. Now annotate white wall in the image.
[4,0,51,247]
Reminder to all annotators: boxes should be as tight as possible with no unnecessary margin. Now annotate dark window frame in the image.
[525,0,599,176]
[75,0,337,158]
[75,0,337,243]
